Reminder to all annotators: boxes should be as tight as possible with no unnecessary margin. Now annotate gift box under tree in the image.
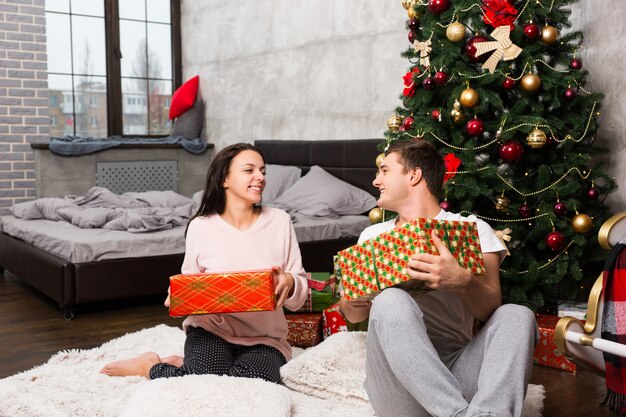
[286,312,323,348]
[534,313,577,373]
[169,270,275,316]
[337,218,486,301]
[291,272,338,313]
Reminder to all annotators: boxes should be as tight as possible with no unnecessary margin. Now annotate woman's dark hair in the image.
[187,143,265,232]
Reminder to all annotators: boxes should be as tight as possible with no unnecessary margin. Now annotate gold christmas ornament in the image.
[407,7,417,19]
[571,213,592,233]
[375,153,385,168]
[413,39,432,68]
[369,207,383,224]
[401,0,416,10]
[526,127,547,149]
[387,114,402,131]
[450,99,465,124]
[459,88,479,108]
[521,73,541,93]
[446,22,466,43]
[541,25,558,45]
[495,193,510,212]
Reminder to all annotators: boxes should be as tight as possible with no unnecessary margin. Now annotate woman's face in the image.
[222,150,266,206]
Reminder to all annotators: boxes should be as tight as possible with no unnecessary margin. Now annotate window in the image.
[45,0,181,138]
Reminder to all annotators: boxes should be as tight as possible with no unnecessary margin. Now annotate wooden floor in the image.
[0,271,613,417]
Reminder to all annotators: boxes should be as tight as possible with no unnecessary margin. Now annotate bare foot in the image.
[100,352,160,378]
[160,355,184,367]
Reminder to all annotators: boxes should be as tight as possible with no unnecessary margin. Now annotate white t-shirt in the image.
[359,210,507,363]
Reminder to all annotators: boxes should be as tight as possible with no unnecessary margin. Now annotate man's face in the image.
[372,152,411,211]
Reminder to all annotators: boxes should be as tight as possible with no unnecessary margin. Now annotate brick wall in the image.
[0,0,48,215]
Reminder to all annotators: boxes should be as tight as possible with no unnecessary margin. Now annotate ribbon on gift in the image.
[307,276,337,291]
[495,227,512,256]
[413,39,432,68]
[474,26,522,74]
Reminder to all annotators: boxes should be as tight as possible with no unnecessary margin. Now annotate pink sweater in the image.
[181,207,308,360]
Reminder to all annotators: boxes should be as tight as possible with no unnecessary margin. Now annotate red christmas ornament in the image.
[570,58,582,70]
[563,87,577,101]
[423,77,435,90]
[434,71,448,85]
[440,200,452,211]
[545,133,557,146]
[431,108,441,121]
[428,0,451,16]
[465,35,490,63]
[408,31,417,43]
[465,117,485,137]
[443,153,462,182]
[553,202,568,216]
[502,77,515,89]
[587,187,599,200]
[523,23,541,40]
[408,18,420,31]
[398,126,406,132]
[546,230,565,251]
[499,139,524,162]
[518,204,533,218]
[402,116,414,131]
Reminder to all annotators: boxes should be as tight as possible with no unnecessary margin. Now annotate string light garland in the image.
[460,211,550,223]
[501,240,574,275]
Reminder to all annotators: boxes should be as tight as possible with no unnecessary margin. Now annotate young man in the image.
[340,139,537,417]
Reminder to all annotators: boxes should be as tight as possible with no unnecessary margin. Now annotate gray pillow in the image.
[273,165,376,218]
[123,190,193,208]
[171,98,204,139]
[262,164,302,203]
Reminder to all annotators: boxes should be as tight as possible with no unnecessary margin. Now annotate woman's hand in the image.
[272,265,295,309]
[164,286,171,308]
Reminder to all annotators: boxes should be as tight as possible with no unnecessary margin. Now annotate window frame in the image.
[105,0,182,137]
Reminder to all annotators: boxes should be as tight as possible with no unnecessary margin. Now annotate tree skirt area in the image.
[0,325,544,417]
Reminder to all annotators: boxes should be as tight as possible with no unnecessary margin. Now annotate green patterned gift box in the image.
[337,218,486,301]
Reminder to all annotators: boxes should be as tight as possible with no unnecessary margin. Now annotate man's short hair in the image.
[385,139,445,198]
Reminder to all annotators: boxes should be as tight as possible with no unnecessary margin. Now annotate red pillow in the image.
[169,75,199,120]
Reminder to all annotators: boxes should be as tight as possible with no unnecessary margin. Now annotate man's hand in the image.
[273,266,295,309]
[339,296,371,324]
[406,230,472,292]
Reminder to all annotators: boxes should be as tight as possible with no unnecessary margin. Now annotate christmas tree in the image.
[381,0,617,310]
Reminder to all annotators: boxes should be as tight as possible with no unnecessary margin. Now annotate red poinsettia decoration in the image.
[482,0,518,30]
[403,67,421,97]
[443,153,462,182]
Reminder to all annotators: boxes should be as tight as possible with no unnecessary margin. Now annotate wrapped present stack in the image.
[286,312,323,347]
[337,218,485,301]
[292,272,338,313]
[534,313,577,373]
[169,270,275,316]
[284,272,338,347]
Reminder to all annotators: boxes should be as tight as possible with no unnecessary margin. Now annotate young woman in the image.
[101,143,308,383]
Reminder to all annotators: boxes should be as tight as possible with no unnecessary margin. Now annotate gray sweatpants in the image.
[364,288,537,417]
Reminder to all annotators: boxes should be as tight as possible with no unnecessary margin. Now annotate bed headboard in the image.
[254,139,382,196]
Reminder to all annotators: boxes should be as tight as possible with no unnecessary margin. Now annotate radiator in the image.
[96,160,178,194]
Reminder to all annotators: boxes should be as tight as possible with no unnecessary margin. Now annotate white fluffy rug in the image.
[0,325,544,417]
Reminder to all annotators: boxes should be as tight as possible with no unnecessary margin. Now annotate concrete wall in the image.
[182,0,625,211]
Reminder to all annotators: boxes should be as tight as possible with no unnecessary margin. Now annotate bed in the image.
[0,139,381,319]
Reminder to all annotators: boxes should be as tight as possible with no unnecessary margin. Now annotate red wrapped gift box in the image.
[322,303,349,339]
[534,313,577,373]
[286,313,323,348]
[337,218,485,301]
[169,270,275,316]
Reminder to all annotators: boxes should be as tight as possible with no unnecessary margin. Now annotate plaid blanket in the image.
[601,241,626,415]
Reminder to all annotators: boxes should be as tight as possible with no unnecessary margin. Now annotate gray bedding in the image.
[1,200,370,263]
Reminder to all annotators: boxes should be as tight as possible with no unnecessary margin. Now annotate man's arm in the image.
[407,231,502,322]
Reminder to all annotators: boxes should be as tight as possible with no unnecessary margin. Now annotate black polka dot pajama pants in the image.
[149,326,286,383]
